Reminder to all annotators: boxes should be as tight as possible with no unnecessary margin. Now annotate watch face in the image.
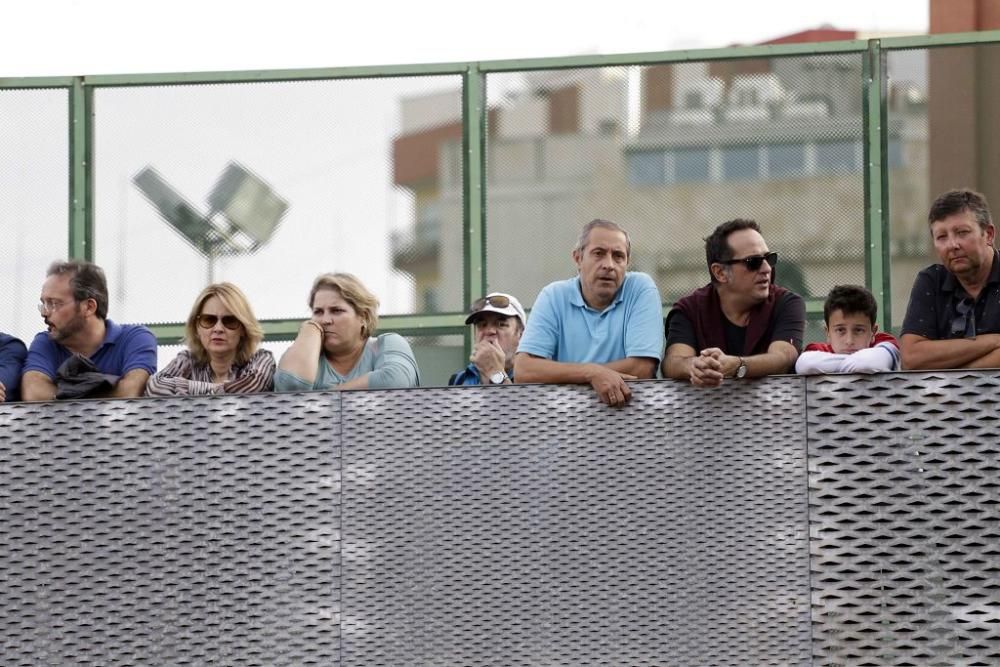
[736,363,747,379]
[489,371,506,384]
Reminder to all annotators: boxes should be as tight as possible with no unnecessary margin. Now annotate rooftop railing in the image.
[2,371,998,664]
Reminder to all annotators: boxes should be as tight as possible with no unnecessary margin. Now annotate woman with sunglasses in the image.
[274,272,419,391]
[145,282,275,396]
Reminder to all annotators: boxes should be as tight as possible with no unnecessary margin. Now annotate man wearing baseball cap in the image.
[448,292,526,386]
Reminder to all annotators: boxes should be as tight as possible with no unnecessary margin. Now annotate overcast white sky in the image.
[2,0,933,357]
[2,0,929,77]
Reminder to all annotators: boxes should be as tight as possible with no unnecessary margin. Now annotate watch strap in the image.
[488,370,508,384]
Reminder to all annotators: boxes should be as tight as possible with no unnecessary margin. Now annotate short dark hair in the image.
[928,188,992,230]
[47,260,109,320]
[823,284,877,326]
[704,218,761,282]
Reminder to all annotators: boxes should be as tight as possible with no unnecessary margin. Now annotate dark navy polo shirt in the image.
[24,319,158,379]
[901,249,1000,339]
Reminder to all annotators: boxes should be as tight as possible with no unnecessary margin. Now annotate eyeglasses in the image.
[949,297,976,338]
[37,299,74,315]
[720,252,778,272]
[470,294,511,311]
[196,314,242,330]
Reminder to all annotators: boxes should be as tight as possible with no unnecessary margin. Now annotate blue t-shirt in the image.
[24,320,158,380]
[517,272,664,364]
[0,333,27,400]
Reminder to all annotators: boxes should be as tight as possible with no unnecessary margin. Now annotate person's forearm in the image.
[278,326,323,383]
[744,350,796,377]
[902,334,1000,370]
[842,346,898,373]
[961,346,1000,369]
[514,354,600,384]
[223,352,275,394]
[365,358,419,389]
[604,357,657,379]
[337,374,369,390]
[795,351,848,375]
[144,374,190,396]
[662,355,694,380]
[111,370,150,398]
[21,372,56,401]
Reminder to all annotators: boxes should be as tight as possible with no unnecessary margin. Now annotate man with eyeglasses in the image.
[0,332,27,402]
[900,189,1000,370]
[448,292,526,386]
[663,218,805,387]
[514,219,664,407]
[21,260,157,401]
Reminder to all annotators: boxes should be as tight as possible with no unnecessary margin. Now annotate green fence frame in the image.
[3,30,1000,346]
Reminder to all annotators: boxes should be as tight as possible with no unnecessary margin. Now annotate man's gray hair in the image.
[574,219,632,258]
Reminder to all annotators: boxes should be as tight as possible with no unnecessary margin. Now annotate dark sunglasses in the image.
[470,294,510,311]
[721,251,778,272]
[949,297,976,338]
[196,314,242,330]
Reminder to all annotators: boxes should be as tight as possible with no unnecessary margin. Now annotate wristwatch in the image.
[489,370,508,385]
[735,357,748,379]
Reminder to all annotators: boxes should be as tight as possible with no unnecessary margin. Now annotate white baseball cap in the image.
[465,292,526,328]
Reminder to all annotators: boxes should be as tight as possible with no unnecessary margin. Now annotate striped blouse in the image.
[144,348,275,396]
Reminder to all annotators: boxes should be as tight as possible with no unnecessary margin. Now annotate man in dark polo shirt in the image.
[21,260,157,400]
[662,218,805,387]
[900,188,1000,369]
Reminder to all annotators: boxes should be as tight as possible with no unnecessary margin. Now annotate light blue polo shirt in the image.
[518,272,664,363]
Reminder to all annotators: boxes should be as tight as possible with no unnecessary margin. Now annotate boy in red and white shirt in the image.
[795,285,900,374]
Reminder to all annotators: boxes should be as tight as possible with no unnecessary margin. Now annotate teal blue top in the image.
[274,333,420,391]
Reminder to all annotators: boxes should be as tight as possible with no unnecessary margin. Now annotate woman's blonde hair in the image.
[185,282,264,366]
[309,272,379,338]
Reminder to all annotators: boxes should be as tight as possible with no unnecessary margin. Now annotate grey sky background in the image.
[1,1,927,77]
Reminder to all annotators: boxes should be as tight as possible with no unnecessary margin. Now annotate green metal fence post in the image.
[862,40,890,330]
[462,64,487,358]
[68,77,93,261]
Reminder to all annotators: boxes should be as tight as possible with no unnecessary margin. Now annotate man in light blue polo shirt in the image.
[514,219,663,406]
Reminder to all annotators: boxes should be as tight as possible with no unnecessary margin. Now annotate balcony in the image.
[2,371,999,664]
[390,215,440,274]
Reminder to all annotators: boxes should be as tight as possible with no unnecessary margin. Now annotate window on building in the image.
[672,148,711,183]
[887,139,904,169]
[766,143,806,178]
[423,287,439,313]
[721,145,760,181]
[626,150,666,186]
[684,90,704,109]
[816,140,860,174]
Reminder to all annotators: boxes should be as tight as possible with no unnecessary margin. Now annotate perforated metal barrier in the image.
[0,393,342,666]
[1,374,998,665]
[807,372,1000,667]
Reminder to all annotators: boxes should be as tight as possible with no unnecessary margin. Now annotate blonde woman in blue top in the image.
[274,273,420,391]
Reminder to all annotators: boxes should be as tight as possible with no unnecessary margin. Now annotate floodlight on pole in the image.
[133,162,289,283]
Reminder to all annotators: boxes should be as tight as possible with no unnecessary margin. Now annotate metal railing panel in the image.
[340,381,811,665]
[807,370,1000,666]
[0,392,342,665]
